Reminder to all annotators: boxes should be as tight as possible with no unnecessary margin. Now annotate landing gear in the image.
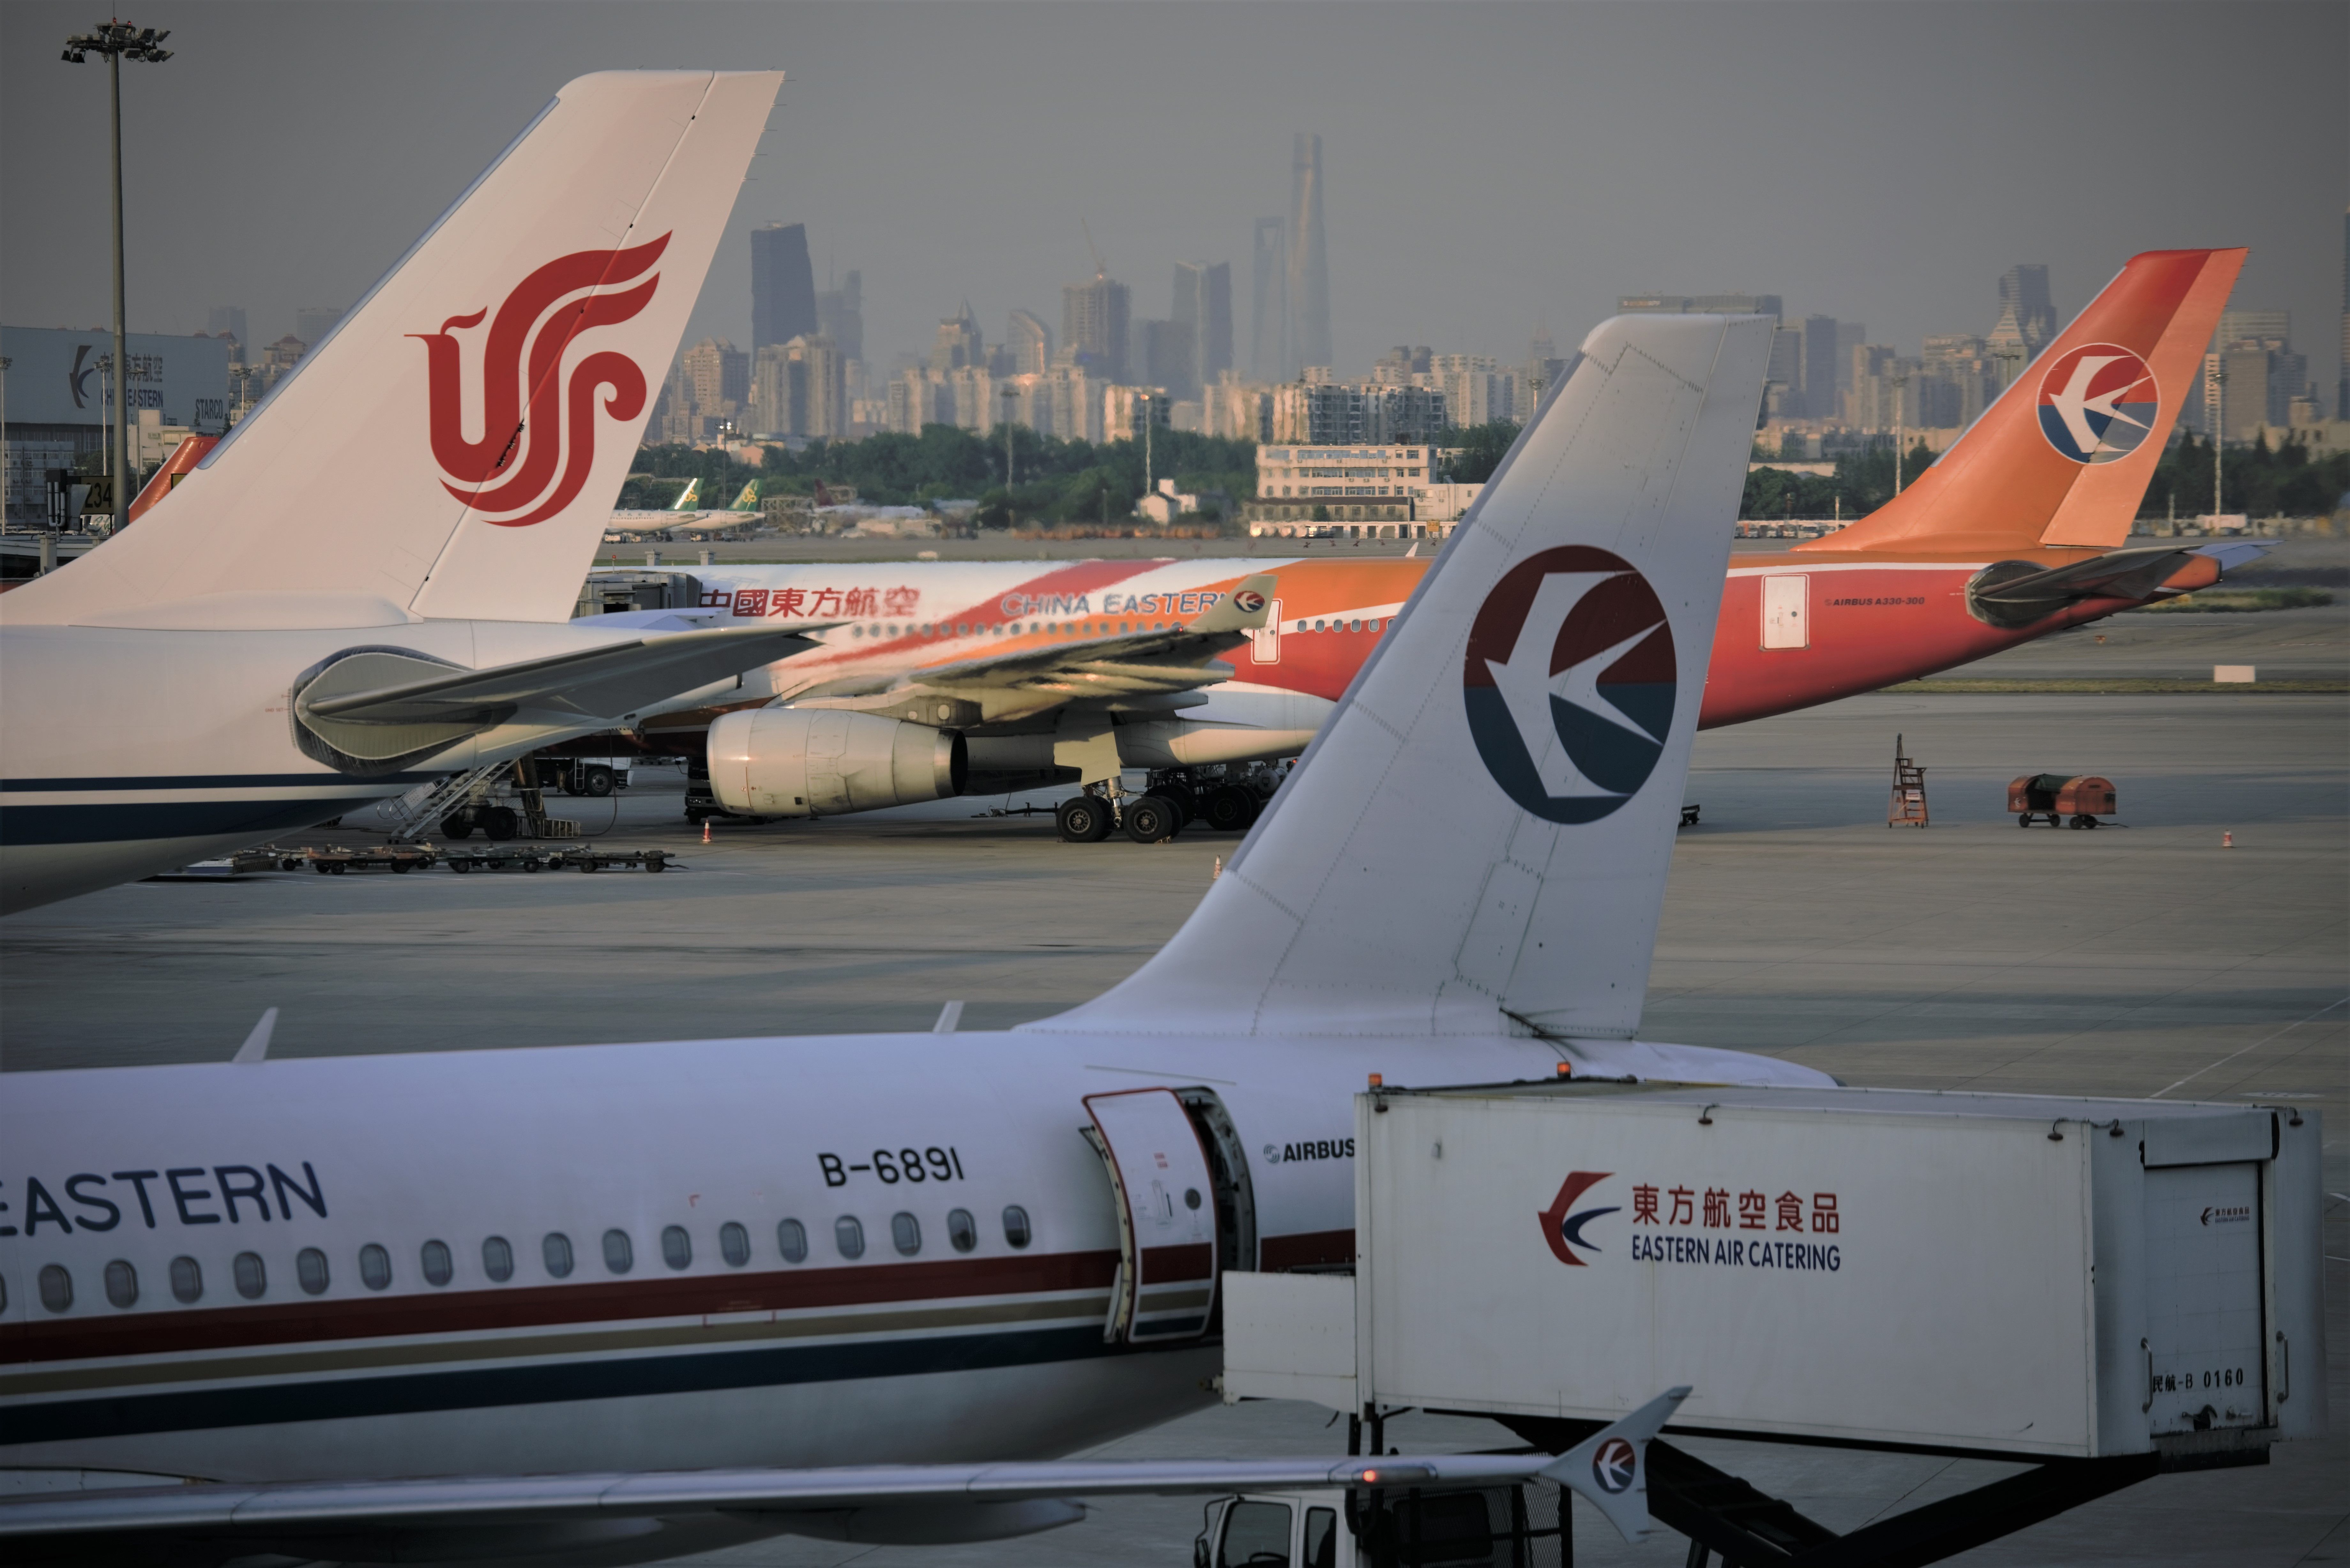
[1199,784,1260,833]
[1056,794,1116,843]
[1122,794,1181,845]
[443,814,477,840]
[481,806,520,842]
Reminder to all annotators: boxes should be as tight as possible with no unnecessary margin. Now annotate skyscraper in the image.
[1006,310,1053,377]
[1063,272,1130,382]
[292,306,344,349]
[750,223,817,355]
[1172,260,1233,399]
[1800,316,1840,418]
[815,268,862,365]
[1251,218,1285,381]
[1998,265,2058,355]
[1286,134,1330,375]
[205,306,247,361]
[2339,207,2349,418]
[930,303,983,374]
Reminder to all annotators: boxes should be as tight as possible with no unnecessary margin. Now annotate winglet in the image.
[1536,1385,1689,1543]
[934,1000,965,1034]
[232,1007,279,1065]
[1188,574,1280,634]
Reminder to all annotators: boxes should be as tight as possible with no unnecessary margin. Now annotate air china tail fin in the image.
[1800,248,2243,557]
[4,72,781,629]
[1032,314,1773,1040]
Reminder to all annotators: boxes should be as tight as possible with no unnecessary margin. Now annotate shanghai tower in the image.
[1286,133,1330,376]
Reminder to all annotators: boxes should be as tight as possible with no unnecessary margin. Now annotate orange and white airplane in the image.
[615,248,2250,841]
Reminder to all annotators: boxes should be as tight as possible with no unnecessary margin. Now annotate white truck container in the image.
[1227,1082,2324,1465]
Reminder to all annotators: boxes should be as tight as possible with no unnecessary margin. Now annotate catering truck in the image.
[1213,1081,2325,1567]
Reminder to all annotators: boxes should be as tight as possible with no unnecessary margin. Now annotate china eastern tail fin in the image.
[1800,248,2243,557]
[1031,314,1773,1040]
[4,72,781,629]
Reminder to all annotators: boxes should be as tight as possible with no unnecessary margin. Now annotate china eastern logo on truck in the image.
[1539,1170,1845,1272]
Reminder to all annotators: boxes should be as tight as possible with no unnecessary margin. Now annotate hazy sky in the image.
[5,2,2343,393]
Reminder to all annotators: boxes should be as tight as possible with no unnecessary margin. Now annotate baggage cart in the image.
[2009,773,2118,828]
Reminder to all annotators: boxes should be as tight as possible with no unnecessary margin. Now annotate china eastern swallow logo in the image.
[1464,547,1678,824]
[1232,589,1268,614]
[1538,1170,1618,1266]
[411,233,670,528]
[2036,343,2158,465]
[1591,1437,1638,1494]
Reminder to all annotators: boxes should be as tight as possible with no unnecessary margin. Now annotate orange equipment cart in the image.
[2008,773,2117,829]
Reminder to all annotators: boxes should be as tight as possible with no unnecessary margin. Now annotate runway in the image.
[4,686,2343,1565]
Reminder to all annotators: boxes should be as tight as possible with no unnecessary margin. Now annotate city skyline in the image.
[1,2,2340,400]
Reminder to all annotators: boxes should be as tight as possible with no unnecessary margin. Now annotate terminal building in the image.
[2,325,231,529]
[1245,443,1478,537]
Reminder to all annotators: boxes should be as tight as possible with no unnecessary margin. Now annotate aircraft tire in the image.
[1201,786,1254,833]
[442,815,475,840]
[1057,795,1112,844]
[483,807,520,842]
[1123,795,1179,845]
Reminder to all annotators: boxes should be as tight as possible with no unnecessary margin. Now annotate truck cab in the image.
[1195,1484,1558,1568]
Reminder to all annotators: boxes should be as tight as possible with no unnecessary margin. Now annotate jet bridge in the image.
[1223,1082,2325,1566]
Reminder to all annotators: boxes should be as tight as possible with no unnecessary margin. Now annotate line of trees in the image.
[2138,432,2348,519]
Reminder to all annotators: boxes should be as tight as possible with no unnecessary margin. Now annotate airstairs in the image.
[372,762,513,843]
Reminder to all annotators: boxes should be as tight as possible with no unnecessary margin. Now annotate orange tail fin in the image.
[1798,248,2243,557]
[125,432,219,523]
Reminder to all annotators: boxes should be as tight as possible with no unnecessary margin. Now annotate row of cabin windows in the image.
[11,1206,1033,1313]
[1291,617,1383,634]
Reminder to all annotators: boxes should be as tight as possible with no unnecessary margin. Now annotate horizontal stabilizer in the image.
[294,624,821,773]
[1538,1385,1691,1543]
[1186,572,1281,633]
[1966,540,2269,628]
[0,1449,1594,1554]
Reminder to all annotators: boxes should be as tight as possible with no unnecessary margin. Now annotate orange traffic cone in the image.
[2222,831,2233,848]
[701,820,712,845]
[1213,856,1222,880]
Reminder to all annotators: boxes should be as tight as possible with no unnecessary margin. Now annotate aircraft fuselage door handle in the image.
[2142,1338,2153,1414]
[2275,1331,2289,1404]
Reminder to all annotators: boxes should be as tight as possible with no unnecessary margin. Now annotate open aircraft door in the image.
[1083,1088,1229,1344]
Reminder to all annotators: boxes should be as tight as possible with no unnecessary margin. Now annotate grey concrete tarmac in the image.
[2,690,2342,1567]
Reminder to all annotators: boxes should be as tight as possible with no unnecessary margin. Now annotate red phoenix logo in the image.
[411,233,670,527]
[1538,1170,1618,1266]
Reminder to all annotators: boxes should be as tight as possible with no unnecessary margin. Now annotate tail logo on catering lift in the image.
[1464,547,1678,824]
[2036,343,2158,465]
[1538,1170,1618,1267]
[412,233,671,527]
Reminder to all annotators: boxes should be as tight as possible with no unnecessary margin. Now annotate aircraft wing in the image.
[0,1403,1683,1559]
[299,623,832,727]
[787,573,1282,713]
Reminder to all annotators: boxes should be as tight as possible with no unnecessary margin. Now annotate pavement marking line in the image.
[2150,996,2348,1099]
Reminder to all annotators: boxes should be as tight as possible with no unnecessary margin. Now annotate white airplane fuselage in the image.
[0,1029,1821,1482]
[0,619,740,916]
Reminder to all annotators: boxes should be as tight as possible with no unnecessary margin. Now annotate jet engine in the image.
[709,708,967,818]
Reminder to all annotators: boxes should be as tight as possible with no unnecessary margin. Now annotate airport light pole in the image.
[2210,363,2226,525]
[1890,369,1911,495]
[63,20,172,537]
